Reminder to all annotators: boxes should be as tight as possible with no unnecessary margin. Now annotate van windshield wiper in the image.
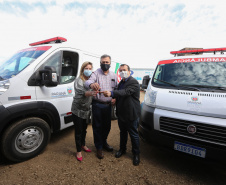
[154,78,201,91]
[180,84,226,91]
[154,78,177,87]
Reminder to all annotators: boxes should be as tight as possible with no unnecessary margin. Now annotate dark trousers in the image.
[118,117,140,155]
[72,114,88,152]
[92,102,112,150]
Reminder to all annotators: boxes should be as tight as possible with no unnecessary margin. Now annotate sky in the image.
[1,0,226,69]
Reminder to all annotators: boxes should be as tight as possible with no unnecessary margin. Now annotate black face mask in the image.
[101,63,110,71]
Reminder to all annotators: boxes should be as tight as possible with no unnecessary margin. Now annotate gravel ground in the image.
[1,91,226,184]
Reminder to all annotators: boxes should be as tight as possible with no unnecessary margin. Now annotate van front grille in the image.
[159,117,226,146]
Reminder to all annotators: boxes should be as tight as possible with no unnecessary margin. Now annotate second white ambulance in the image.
[139,48,226,160]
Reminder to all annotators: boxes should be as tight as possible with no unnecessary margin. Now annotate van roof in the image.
[170,47,226,56]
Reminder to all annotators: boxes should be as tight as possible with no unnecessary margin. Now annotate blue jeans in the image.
[118,117,140,155]
[92,102,112,150]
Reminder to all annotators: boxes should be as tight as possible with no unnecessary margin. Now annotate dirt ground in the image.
[1,91,226,184]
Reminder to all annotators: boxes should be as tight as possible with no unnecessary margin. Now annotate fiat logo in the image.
[187,125,196,134]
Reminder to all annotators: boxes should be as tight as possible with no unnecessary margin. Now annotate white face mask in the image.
[119,71,129,79]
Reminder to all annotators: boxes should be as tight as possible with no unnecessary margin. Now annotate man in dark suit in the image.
[103,64,141,166]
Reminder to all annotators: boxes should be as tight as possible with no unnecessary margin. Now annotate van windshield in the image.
[0,46,51,80]
[152,61,226,90]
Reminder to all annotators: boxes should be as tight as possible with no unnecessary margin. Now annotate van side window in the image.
[27,51,61,86]
[60,51,78,84]
[28,51,78,86]
[154,65,163,82]
[42,51,61,77]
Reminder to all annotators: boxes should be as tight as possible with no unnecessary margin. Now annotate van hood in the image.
[155,89,226,118]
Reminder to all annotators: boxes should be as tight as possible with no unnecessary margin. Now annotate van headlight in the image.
[0,79,10,95]
[144,87,157,107]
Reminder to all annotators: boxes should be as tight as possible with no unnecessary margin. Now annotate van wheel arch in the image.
[1,117,51,162]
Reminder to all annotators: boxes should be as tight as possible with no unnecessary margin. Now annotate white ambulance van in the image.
[139,48,226,160]
[0,37,119,162]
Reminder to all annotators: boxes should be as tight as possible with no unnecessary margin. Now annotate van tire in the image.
[1,117,50,162]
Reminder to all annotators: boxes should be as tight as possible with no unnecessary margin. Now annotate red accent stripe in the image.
[17,46,52,53]
[158,57,226,65]
[20,96,31,100]
[170,47,226,55]
[67,112,72,115]
[29,37,67,46]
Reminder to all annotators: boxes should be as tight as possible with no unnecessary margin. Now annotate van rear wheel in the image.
[1,117,50,162]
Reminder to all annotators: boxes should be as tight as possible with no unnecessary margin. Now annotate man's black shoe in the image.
[115,150,126,158]
[133,154,140,166]
[103,143,113,152]
[97,149,104,159]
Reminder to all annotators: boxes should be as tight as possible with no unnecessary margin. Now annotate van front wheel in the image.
[1,117,50,162]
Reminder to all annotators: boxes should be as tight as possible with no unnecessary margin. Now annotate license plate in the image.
[174,141,206,158]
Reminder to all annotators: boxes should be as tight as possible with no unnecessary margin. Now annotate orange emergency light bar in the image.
[29,37,67,46]
[170,47,226,55]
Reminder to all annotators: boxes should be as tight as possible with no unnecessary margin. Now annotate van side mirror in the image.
[142,75,150,89]
[40,66,58,87]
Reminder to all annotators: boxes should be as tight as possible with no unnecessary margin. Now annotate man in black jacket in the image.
[103,64,141,165]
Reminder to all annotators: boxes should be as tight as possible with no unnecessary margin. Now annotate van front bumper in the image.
[138,104,226,161]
